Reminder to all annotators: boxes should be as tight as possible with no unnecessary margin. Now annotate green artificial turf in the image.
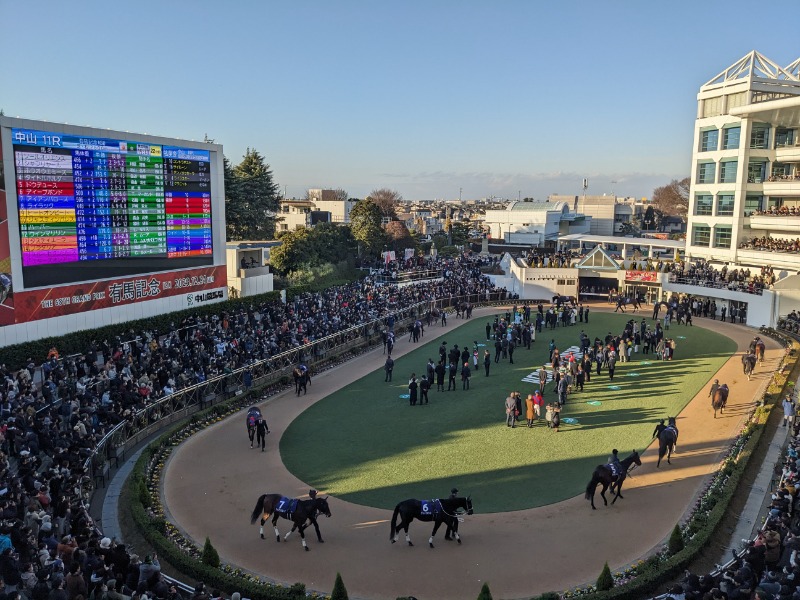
[281,312,737,513]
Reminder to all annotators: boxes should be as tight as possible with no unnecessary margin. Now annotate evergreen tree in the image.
[596,562,614,591]
[227,148,280,240]
[200,537,220,567]
[331,572,348,600]
[476,582,493,600]
[350,198,385,257]
[668,524,684,554]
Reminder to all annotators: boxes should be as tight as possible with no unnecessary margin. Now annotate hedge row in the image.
[1,290,282,371]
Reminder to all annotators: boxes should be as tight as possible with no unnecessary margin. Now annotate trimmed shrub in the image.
[201,537,220,568]
[596,563,614,591]
[331,572,348,600]
[476,582,493,600]
[668,524,684,555]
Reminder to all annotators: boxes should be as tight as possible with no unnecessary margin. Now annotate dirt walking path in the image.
[163,309,781,600]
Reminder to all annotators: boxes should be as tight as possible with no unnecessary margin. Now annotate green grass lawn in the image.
[281,312,737,512]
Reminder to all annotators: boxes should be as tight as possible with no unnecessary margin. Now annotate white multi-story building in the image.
[675,51,800,326]
[686,51,800,271]
[307,189,356,223]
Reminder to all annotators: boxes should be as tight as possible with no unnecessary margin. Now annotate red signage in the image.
[625,270,658,282]
[11,264,226,323]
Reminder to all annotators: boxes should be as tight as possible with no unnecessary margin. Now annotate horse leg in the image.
[599,482,608,506]
[429,520,443,548]
[311,517,324,543]
[298,523,309,551]
[612,480,624,503]
[450,520,462,544]
[259,511,273,539]
[657,448,662,468]
[272,514,281,542]
[405,522,413,546]
[284,522,296,541]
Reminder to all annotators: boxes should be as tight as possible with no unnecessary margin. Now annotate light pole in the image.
[518,190,521,202]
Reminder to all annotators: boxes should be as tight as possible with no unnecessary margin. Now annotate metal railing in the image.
[666,275,764,296]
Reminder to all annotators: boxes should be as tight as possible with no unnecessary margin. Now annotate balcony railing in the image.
[666,274,764,296]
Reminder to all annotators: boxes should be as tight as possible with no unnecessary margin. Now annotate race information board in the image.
[11,128,215,286]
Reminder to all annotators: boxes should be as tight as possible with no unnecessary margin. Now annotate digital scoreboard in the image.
[12,128,214,287]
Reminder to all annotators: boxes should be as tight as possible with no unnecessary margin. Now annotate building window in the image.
[716,194,735,216]
[769,197,784,210]
[727,92,748,109]
[722,127,740,150]
[692,225,711,247]
[744,195,763,215]
[775,128,797,148]
[557,279,566,285]
[719,160,738,183]
[771,162,791,180]
[695,194,713,216]
[750,125,769,149]
[714,225,732,248]
[700,129,718,152]
[697,162,715,184]
[747,160,766,183]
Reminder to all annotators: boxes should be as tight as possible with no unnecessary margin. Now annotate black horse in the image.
[585,450,641,509]
[713,384,729,418]
[657,417,679,468]
[742,353,757,381]
[390,496,473,548]
[250,493,331,551]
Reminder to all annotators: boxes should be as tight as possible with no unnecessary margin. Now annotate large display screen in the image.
[12,128,214,287]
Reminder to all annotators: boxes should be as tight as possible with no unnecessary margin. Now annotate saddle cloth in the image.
[275,496,298,517]
[606,463,622,479]
[419,499,442,517]
[665,425,678,437]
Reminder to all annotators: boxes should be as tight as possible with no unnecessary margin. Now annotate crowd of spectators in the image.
[0,252,500,600]
[666,261,774,294]
[751,206,800,217]
[741,237,800,254]
[523,250,578,268]
[664,403,800,600]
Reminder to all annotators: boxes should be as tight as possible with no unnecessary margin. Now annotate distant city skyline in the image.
[2,0,799,201]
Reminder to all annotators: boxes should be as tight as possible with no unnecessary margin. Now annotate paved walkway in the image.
[158,309,781,600]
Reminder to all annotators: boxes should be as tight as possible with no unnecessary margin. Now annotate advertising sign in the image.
[10,264,225,323]
[625,270,658,282]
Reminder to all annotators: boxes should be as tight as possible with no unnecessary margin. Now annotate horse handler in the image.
[256,416,270,452]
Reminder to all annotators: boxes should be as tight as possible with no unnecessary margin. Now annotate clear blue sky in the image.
[2,0,799,201]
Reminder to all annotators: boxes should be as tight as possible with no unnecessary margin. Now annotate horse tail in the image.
[389,503,401,540]
[585,473,599,500]
[250,494,267,524]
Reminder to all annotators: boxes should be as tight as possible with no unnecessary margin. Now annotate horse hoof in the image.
[408,541,414,547]
[260,534,264,539]
[318,540,325,544]
[429,543,434,548]
[457,538,462,545]
[276,537,280,543]
[305,546,310,552]
[391,539,396,544]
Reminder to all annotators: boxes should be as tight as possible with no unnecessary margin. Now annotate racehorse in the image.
[756,339,766,363]
[246,407,261,446]
[742,353,757,381]
[713,384,729,418]
[585,450,641,509]
[250,493,331,551]
[657,417,679,468]
[390,496,473,548]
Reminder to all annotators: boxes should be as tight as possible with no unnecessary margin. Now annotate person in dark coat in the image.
[461,362,471,390]
[419,376,430,405]
[434,360,446,391]
[255,417,270,452]
[483,350,491,376]
[384,357,394,382]
[408,375,418,406]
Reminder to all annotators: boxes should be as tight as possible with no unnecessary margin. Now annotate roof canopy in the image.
[704,51,799,87]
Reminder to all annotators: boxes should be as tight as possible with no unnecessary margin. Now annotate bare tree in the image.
[651,177,690,221]
[333,188,349,202]
[368,188,402,219]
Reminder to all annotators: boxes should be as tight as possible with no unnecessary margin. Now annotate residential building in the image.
[308,189,356,223]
